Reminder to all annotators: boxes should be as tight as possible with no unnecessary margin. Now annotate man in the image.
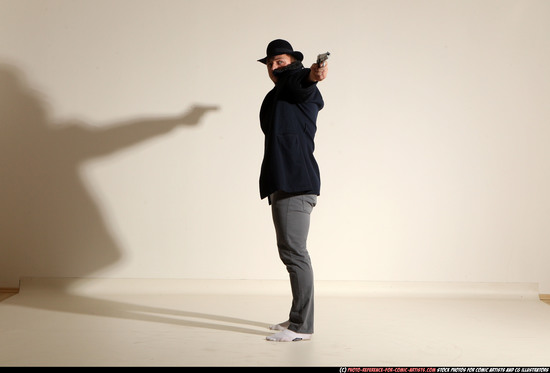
[257,39,328,342]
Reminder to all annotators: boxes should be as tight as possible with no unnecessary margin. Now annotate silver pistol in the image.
[317,52,330,67]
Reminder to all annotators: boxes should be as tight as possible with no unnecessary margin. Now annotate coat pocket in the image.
[277,133,305,167]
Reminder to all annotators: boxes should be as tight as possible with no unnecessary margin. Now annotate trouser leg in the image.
[270,191,317,334]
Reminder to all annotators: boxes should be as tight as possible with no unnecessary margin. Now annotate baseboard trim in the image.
[3,281,550,301]
[0,288,19,294]
[8,277,541,301]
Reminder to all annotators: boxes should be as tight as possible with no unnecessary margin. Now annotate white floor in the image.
[1,278,550,367]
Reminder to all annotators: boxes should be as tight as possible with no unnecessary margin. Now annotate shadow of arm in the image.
[71,104,220,158]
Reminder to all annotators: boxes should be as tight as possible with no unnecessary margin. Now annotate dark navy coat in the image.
[259,62,324,201]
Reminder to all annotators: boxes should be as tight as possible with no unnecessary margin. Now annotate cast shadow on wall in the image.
[0,63,219,287]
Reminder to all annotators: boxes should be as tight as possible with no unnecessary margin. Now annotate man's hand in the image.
[309,62,328,82]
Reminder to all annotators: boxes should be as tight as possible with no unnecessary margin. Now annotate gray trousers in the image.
[270,191,317,334]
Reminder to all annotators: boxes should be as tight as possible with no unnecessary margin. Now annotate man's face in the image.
[266,54,293,83]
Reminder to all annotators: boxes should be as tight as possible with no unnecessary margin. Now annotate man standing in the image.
[258,39,328,342]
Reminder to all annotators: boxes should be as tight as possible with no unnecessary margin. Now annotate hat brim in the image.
[258,51,303,64]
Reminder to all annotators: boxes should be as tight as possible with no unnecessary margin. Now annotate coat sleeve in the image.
[278,69,318,104]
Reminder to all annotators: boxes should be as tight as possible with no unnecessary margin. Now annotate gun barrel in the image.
[317,52,330,65]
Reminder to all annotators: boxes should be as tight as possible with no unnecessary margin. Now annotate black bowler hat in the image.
[258,39,304,64]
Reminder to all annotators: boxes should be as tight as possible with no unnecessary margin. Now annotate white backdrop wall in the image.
[1,0,549,292]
